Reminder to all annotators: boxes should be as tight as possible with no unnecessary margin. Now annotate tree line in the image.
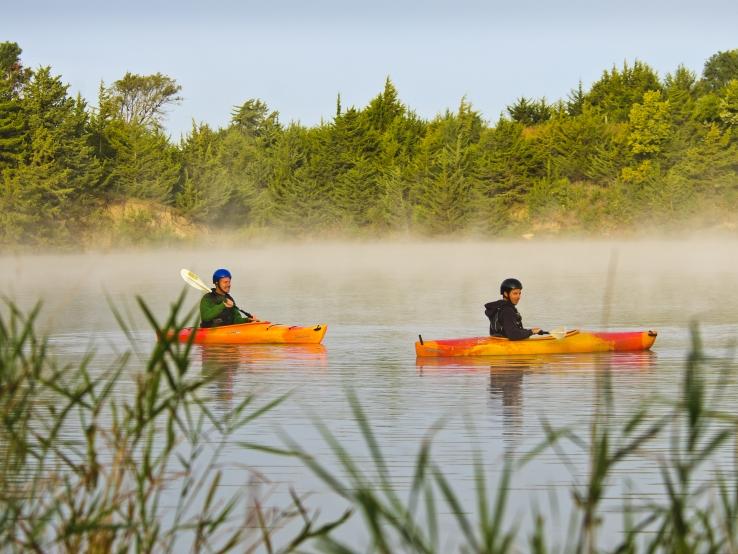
[1,41,737,247]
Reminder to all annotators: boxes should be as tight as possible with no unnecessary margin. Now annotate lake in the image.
[2,239,737,550]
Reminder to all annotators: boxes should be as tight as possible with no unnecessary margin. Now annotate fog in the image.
[1,238,737,338]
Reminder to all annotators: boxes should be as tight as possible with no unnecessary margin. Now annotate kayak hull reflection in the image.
[415,330,657,357]
[175,321,327,345]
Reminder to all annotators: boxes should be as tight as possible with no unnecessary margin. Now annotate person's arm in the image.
[226,295,253,323]
[200,294,225,323]
[500,306,533,340]
[232,309,248,324]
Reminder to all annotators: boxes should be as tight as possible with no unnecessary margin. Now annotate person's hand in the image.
[224,298,234,308]
[532,327,542,334]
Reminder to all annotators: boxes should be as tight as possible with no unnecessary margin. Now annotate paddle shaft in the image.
[180,269,253,319]
[210,289,253,320]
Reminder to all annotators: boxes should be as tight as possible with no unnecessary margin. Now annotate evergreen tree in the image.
[506,96,552,125]
[0,68,101,244]
[543,107,623,184]
[587,60,661,122]
[258,123,337,230]
[719,79,738,128]
[364,77,405,133]
[175,122,232,222]
[0,80,25,169]
[0,42,30,169]
[566,81,586,116]
[231,98,281,144]
[368,166,413,232]
[664,65,697,125]
[104,119,179,202]
[327,107,381,226]
[477,119,544,195]
[412,100,482,233]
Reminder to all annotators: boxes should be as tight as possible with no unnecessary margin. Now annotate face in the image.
[505,288,522,305]
[215,277,231,293]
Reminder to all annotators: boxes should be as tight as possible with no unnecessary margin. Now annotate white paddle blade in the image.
[180,269,211,293]
[549,327,567,340]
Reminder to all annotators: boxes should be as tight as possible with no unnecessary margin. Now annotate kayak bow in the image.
[415,330,657,357]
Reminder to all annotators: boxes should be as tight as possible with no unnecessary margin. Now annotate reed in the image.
[277,325,738,553]
[2,298,737,552]
[0,296,341,553]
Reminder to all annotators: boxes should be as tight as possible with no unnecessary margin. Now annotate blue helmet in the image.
[212,268,232,284]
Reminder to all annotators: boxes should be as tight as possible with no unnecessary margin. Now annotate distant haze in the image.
[2,239,737,335]
[3,0,737,137]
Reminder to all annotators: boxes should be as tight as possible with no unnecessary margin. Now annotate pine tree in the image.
[507,97,552,125]
[0,68,101,244]
[0,79,25,169]
[364,77,405,133]
[175,122,232,222]
[412,100,482,233]
[566,81,586,116]
[587,60,662,122]
[105,120,178,202]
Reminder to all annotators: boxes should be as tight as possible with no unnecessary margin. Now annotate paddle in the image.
[180,268,212,293]
[537,327,567,340]
[180,268,256,320]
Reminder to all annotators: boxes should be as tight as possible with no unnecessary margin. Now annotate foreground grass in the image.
[1,299,737,552]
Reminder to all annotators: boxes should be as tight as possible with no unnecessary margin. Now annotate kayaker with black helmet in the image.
[484,278,541,340]
[200,268,254,328]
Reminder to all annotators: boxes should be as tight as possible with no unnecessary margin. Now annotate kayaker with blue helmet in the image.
[484,278,541,340]
[200,268,254,328]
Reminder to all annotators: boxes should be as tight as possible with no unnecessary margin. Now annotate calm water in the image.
[2,239,738,549]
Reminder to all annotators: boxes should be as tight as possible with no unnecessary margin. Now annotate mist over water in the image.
[2,239,738,548]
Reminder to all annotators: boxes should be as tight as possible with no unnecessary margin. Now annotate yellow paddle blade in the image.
[180,269,211,293]
[549,327,567,340]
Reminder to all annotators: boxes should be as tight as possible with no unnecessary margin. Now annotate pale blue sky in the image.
[3,0,737,138]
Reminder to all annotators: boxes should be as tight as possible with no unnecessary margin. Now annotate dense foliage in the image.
[1,42,737,247]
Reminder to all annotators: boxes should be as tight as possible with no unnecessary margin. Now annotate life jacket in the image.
[200,290,238,328]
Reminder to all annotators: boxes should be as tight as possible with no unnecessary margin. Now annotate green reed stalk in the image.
[0,296,340,553]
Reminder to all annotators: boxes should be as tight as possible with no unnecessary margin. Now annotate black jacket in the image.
[484,299,533,340]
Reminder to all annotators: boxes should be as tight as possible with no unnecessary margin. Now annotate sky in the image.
[3,0,738,138]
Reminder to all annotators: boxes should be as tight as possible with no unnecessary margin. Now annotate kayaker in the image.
[200,268,254,328]
[484,278,541,340]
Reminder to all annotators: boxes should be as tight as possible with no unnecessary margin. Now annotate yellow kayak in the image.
[415,330,657,357]
[175,321,327,345]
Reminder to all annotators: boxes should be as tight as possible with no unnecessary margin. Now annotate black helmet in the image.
[500,278,523,295]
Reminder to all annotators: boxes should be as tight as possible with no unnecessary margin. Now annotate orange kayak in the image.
[175,321,327,345]
[415,330,657,357]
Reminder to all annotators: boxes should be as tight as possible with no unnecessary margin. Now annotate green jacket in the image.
[199,291,249,327]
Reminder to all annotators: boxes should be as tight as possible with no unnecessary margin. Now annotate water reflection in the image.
[416,352,657,443]
[198,344,328,405]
